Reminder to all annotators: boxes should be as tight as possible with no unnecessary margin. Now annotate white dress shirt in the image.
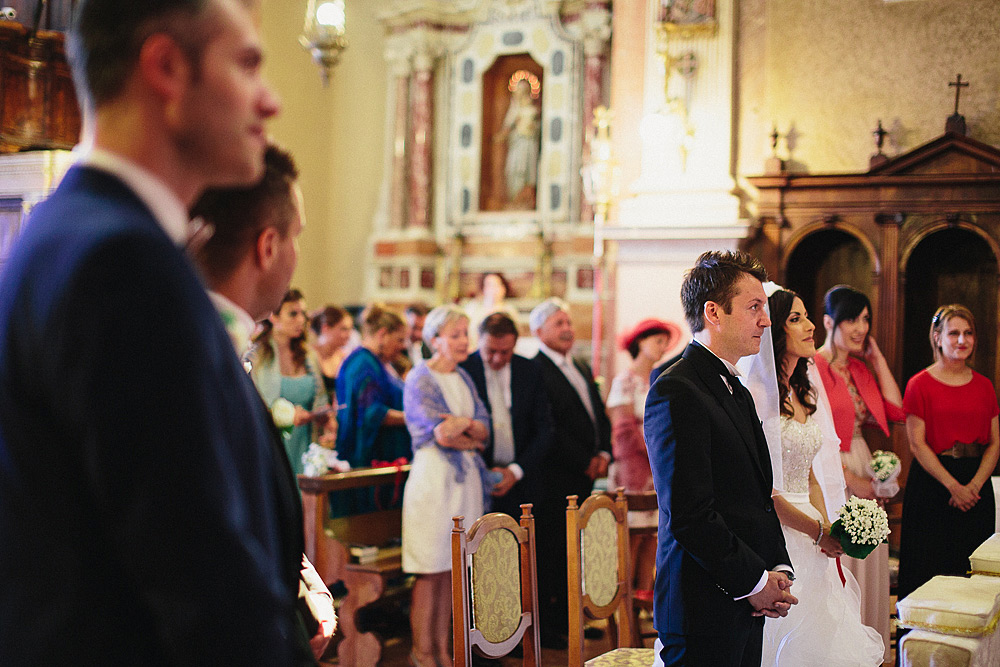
[81,149,191,245]
[483,362,524,480]
[537,342,610,461]
[690,337,793,599]
[538,342,596,422]
[208,290,256,361]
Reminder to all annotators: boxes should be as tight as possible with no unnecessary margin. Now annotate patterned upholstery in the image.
[584,647,656,666]
[901,631,976,667]
[583,506,618,607]
[471,527,521,643]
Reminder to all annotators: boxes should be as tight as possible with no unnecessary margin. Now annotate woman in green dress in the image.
[251,289,330,474]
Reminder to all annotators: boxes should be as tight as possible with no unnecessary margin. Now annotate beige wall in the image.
[259,0,387,308]
[254,0,1000,307]
[738,0,1000,176]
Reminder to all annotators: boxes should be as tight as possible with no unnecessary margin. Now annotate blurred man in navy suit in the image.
[529,298,612,647]
[460,311,553,518]
[0,1,315,664]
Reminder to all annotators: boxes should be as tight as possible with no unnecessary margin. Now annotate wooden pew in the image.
[298,465,411,667]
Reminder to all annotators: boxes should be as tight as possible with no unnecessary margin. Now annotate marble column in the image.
[407,50,434,231]
[581,5,612,224]
[388,57,411,231]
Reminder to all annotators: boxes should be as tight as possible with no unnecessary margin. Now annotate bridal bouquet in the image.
[868,449,901,498]
[302,443,350,477]
[271,398,296,436]
[830,496,890,559]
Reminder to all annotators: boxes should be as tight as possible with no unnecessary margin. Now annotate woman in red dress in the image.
[897,304,999,600]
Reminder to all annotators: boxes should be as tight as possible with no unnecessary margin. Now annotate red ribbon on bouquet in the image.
[835,557,846,587]
[369,457,409,509]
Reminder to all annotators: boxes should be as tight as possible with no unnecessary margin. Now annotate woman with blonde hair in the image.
[897,304,999,599]
[401,305,491,667]
[335,303,410,469]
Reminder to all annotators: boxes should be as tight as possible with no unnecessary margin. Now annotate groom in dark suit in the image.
[645,251,797,666]
[0,1,312,664]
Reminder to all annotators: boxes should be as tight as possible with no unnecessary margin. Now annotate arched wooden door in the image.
[783,228,875,350]
[901,226,999,390]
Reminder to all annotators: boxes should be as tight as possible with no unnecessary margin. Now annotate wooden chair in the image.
[451,504,542,667]
[624,490,659,646]
[567,489,656,667]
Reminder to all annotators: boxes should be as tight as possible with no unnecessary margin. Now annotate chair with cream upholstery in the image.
[567,489,656,667]
[897,574,1000,666]
[451,504,541,667]
[624,490,658,646]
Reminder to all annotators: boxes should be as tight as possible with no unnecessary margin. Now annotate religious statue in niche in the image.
[480,54,543,212]
[497,75,541,208]
[659,0,715,24]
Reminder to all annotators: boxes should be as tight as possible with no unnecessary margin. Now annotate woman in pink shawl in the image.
[815,285,904,663]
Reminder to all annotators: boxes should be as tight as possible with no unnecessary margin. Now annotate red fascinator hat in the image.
[618,318,682,353]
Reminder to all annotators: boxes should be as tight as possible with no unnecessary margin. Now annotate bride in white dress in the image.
[741,287,884,667]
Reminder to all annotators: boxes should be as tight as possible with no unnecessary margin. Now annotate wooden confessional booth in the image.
[745,128,1000,551]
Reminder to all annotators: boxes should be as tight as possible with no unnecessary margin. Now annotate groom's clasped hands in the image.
[748,570,799,618]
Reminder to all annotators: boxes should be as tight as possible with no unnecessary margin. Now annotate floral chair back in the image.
[567,489,656,667]
[451,505,541,667]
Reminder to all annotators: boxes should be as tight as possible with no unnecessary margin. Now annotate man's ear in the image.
[823,314,834,331]
[703,300,721,328]
[136,33,191,118]
[256,227,280,270]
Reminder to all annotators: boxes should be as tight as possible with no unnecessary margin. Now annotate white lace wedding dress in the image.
[762,416,885,666]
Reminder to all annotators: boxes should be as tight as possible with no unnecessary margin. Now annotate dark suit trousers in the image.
[534,475,592,637]
[658,616,763,667]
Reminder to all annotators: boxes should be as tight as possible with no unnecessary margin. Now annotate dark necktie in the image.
[729,374,757,427]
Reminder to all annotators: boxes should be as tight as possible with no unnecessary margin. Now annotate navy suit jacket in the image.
[459,352,554,513]
[649,351,684,385]
[0,167,312,665]
[644,342,790,641]
[532,351,612,502]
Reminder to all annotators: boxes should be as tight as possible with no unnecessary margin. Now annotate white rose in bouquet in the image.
[271,398,296,433]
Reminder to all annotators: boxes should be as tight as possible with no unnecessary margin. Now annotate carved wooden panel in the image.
[0,22,80,152]
[746,131,1000,484]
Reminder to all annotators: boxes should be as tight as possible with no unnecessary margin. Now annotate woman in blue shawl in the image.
[335,303,410,467]
[332,304,410,515]
[401,305,491,667]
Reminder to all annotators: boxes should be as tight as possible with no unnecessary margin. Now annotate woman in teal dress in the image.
[251,289,330,475]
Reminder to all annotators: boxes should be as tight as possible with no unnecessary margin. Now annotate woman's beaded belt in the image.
[939,442,987,458]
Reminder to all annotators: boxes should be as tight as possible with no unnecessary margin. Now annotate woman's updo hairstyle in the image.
[360,303,404,338]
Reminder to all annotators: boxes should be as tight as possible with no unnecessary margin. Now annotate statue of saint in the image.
[494,78,540,209]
